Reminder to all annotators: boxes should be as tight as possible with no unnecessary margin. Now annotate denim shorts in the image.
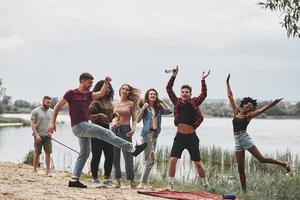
[234,131,254,152]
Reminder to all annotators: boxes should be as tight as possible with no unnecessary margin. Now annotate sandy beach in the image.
[0,162,161,200]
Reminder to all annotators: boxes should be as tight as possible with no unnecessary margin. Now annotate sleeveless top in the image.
[232,117,249,133]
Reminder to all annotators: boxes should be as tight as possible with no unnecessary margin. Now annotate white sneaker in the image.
[102,179,113,188]
[33,170,39,176]
[91,180,101,188]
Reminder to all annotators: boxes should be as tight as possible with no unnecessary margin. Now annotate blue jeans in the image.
[71,122,133,178]
[112,125,134,180]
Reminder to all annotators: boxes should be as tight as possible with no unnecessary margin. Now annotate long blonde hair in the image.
[119,84,141,105]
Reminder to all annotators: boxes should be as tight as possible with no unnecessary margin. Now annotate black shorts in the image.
[170,132,201,161]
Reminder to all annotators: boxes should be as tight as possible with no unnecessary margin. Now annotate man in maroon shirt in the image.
[48,72,147,188]
[166,66,210,190]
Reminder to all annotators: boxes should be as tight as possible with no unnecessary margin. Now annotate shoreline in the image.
[0,123,23,127]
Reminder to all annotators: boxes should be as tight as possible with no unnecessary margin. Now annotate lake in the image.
[0,113,299,175]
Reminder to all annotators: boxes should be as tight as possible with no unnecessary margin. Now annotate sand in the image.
[0,162,161,200]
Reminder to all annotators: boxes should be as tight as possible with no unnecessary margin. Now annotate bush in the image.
[23,150,35,165]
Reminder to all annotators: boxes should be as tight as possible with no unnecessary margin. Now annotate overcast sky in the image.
[0,0,299,104]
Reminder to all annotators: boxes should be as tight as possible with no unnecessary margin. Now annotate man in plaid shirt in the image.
[166,66,210,190]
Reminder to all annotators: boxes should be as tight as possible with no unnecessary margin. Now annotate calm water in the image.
[1,113,299,174]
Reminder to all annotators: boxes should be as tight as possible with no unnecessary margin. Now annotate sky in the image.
[0,0,299,104]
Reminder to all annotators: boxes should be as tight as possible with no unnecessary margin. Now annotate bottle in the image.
[165,69,176,73]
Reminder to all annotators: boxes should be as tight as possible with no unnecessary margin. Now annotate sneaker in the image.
[33,170,39,176]
[68,180,87,188]
[167,182,174,191]
[115,179,121,188]
[131,143,147,157]
[102,179,113,188]
[45,171,52,177]
[91,180,101,188]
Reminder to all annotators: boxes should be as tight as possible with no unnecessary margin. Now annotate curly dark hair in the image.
[93,80,114,101]
[240,97,257,110]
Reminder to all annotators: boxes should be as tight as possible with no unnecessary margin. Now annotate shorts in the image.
[34,136,52,154]
[234,131,254,152]
[170,132,201,161]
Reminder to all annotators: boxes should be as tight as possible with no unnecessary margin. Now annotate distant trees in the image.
[259,0,300,38]
[50,97,59,109]
[14,99,31,108]
[201,100,300,118]
[0,79,7,114]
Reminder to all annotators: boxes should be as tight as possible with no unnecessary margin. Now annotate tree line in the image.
[1,79,300,118]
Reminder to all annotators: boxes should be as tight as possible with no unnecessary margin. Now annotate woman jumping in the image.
[226,74,291,192]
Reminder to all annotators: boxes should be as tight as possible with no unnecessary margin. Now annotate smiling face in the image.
[42,98,51,109]
[81,79,93,91]
[241,102,255,114]
[148,90,157,103]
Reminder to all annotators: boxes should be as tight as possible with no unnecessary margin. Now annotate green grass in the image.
[23,145,299,200]
[23,150,35,165]
[147,146,300,200]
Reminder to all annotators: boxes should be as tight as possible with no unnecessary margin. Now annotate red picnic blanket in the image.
[137,190,223,200]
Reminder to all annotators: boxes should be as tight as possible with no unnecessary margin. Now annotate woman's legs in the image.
[90,138,102,180]
[102,141,114,179]
[112,125,134,188]
[113,146,122,180]
[235,150,246,192]
[248,145,290,172]
[140,133,156,185]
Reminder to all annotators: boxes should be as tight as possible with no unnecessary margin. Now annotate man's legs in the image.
[69,137,90,188]
[44,137,52,175]
[72,122,146,156]
[33,152,40,173]
[33,138,42,174]
[193,161,205,178]
[167,157,178,190]
[45,153,51,173]
[187,136,208,188]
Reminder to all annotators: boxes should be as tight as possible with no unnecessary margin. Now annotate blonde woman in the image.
[112,84,141,189]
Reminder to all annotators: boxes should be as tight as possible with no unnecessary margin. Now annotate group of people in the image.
[30,67,291,193]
